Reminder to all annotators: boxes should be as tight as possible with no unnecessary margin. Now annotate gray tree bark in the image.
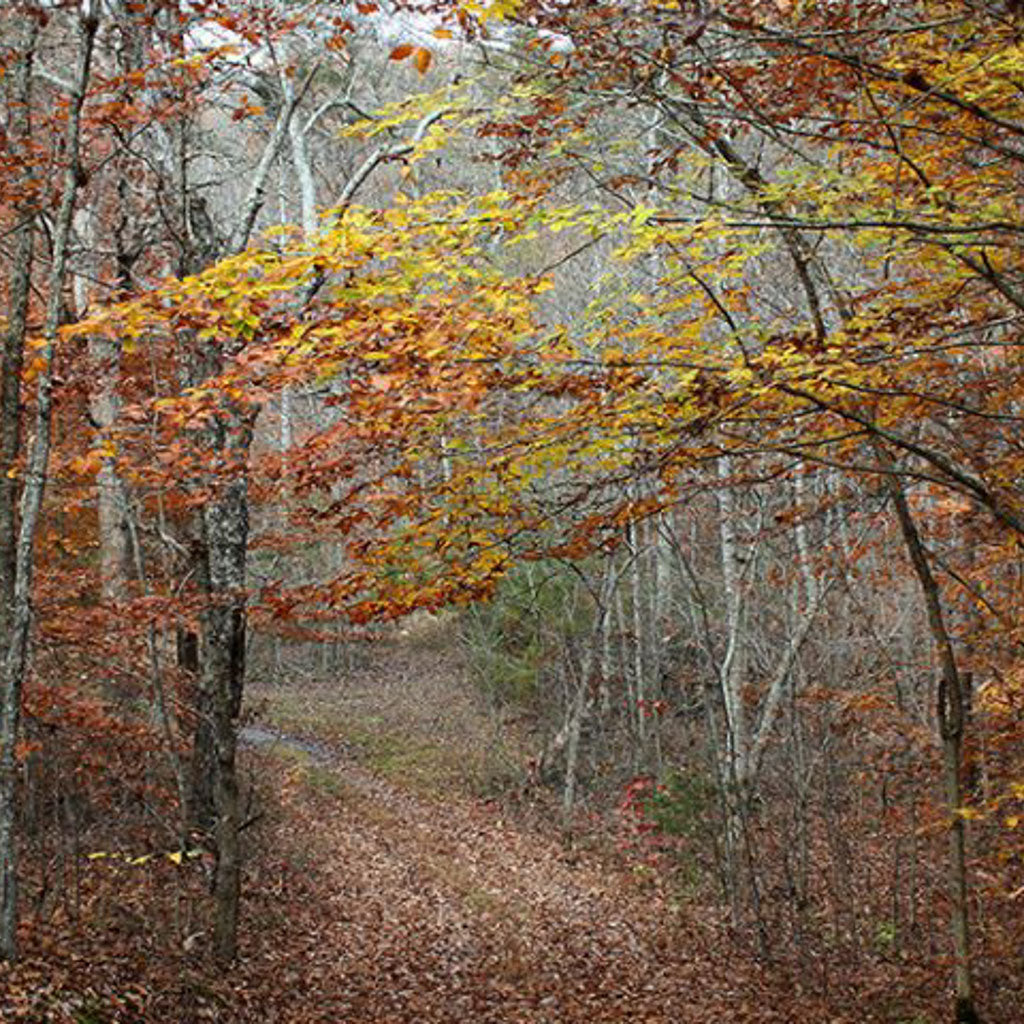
[0,6,97,960]
[202,423,251,962]
[887,476,980,1024]
[0,20,37,649]
[0,15,38,966]
[181,67,314,962]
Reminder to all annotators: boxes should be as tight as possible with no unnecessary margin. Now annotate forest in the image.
[0,0,1023,1021]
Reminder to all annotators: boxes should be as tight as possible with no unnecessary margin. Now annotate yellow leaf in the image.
[167,851,183,865]
[955,806,983,821]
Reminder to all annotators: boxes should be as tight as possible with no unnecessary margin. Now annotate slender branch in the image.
[229,63,320,255]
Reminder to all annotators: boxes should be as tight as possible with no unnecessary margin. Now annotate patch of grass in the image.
[265,744,313,767]
[301,764,349,799]
[247,627,514,803]
[249,693,473,798]
[252,690,347,743]
[344,723,471,797]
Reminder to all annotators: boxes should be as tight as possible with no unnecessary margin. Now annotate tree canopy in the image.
[2,1,1023,1020]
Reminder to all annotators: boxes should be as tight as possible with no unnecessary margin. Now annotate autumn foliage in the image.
[2,0,1024,1021]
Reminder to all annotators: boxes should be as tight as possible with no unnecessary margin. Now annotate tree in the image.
[422,4,1024,1018]
[0,0,98,962]
[6,4,1023,1015]
[202,0,1022,1011]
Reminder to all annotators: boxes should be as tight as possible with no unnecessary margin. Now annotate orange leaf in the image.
[433,28,453,39]
[389,44,414,61]
[414,47,433,73]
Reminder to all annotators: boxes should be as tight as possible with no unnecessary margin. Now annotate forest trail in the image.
[234,635,824,1024]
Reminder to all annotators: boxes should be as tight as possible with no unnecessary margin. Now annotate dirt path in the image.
[237,718,809,1024]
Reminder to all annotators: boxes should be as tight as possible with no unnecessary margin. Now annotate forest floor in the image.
[221,628,814,1024]
[0,620,900,1021]
[225,619,845,1024]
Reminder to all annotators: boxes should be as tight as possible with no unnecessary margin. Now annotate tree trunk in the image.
[0,18,38,965]
[0,9,97,960]
[887,477,981,1024]
[717,459,749,783]
[72,195,130,603]
[201,419,251,963]
[166,68,308,959]
[0,18,37,644]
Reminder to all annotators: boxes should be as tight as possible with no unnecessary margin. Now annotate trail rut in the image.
[237,714,810,1023]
